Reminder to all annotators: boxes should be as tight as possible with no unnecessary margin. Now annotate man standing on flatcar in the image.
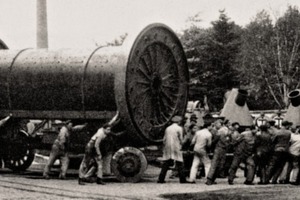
[255,112,270,128]
[273,111,283,129]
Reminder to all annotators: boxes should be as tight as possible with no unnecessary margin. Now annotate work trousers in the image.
[79,140,103,179]
[290,155,300,183]
[78,156,97,180]
[218,155,227,178]
[189,150,211,182]
[43,143,69,178]
[228,154,255,183]
[158,159,186,183]
[266,151,288,183]
[255,151,271,184]
[206,148,226,183]
[279,154,300,183]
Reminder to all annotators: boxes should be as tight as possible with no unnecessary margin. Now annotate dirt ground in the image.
[162,185,300,200]
[0,159,300,200]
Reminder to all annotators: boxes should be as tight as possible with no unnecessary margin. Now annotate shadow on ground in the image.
[161,185,300,200]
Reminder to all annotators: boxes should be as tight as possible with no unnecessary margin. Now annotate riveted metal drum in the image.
[0,48,118,119]
[0,23,189,146]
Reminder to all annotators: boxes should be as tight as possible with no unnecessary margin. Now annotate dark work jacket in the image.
[255,132,272,155]
[214,134,231,152]
[232,131,255,157]
[272,129,291,152]
[210,129,219,152]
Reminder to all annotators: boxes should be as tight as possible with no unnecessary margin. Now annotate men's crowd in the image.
[158,114,300,186]
[42,112,120,185]
[4,111,298,187]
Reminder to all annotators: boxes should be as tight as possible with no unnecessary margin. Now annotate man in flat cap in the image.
[255,112,270,128]
[43,120,87,180]
[78,112,119,185]
[272,110,284,129]
[157,115,187,183]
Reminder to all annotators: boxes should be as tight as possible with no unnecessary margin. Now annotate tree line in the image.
[179,6,300,112]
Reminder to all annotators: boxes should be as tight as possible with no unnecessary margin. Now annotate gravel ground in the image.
[0,160,299,200]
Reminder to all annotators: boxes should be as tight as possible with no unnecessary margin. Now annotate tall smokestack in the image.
[36,0,48,48]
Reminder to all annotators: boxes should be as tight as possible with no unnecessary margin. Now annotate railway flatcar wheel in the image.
[0,41,35,170]
[111,147,147,183]
[5,130,35,171]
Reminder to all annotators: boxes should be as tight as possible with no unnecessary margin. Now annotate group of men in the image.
[43,112,120,185]
[158,114,300,186]
[3,110,298,187]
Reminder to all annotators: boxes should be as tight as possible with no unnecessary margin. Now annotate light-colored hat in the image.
[64,120,72,125]
[171,116,182,123]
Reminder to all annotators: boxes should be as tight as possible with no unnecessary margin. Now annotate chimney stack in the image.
[36,0,48,48]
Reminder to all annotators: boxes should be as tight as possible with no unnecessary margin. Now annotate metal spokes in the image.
[123,24,189,144]
[134,43,179,126]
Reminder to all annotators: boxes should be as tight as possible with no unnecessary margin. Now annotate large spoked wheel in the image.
[116,24,189,145]
[111,147,147,183]
[5,130,35,171]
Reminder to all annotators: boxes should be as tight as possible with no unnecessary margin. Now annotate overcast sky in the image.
[0,0,299,49]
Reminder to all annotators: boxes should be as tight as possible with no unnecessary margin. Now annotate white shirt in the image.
[289,133,300,156]
[92,128,107,156]
[192,128,212,153]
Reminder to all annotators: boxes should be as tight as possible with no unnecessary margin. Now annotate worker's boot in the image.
[43,174,50,180]
[96,178,105,185]
[59,174,66,180]
[78,178,85,185]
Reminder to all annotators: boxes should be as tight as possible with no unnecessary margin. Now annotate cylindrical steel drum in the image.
[0,48,118,119]
[0,24,189,145]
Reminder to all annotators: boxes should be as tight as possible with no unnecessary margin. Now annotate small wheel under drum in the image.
[111,147,147,183]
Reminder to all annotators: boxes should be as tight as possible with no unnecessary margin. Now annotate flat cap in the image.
[282,120,292,126]
[171,116,182,123]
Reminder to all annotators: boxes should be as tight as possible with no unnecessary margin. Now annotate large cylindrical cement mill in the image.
[0,24,189,182]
